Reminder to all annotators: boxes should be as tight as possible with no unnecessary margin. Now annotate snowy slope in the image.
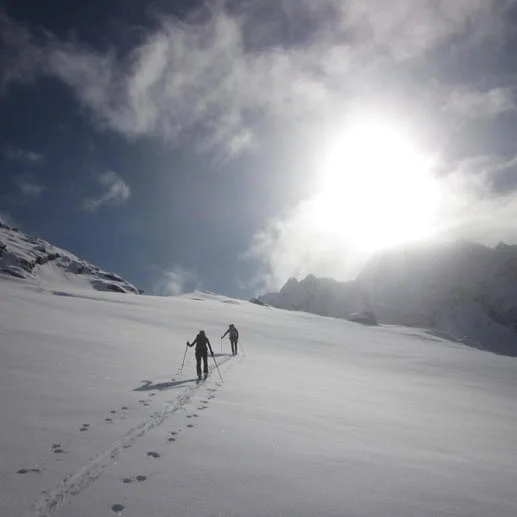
[263,241,517,355]
[1,280,516,517]
[0,221,140,293]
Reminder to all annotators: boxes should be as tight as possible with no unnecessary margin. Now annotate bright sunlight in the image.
[310,116,441,252]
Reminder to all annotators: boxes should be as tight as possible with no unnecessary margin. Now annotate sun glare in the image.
[311,116,440,252]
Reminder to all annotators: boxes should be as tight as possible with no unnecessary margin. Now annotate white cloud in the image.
[246,153,517,292]
[431,155,517,242]
[2,146,44,164]
[341,0,512,59]
[14,174,46,198]
[443,87,516,119]
[152,265,202,296]
[0,10,45,90]
[245,202,370,292]
[2,1,515,156]
[83,171,131,212]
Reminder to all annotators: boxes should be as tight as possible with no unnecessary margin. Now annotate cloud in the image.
[1,1,515,156]
[443,87,516,119]
[83,171,131,212]
[0,10,45,91]
[2,145,44,164]
[431,155,517,241]
[152,265,202,296]
[247,153,517,292]
[340,0,512,59]
[245,201,369,292]
[14,174,46,198]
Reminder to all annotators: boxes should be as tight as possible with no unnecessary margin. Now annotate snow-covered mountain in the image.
[262,274,364,319]
[0,221,140,294]
[262,241,517,355]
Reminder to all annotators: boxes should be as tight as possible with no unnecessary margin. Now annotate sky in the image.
[2,0,517,297]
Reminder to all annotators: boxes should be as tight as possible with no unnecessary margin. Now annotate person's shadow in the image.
[133,379,197,392]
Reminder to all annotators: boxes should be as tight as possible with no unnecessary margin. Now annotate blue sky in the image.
[2,0,517,297]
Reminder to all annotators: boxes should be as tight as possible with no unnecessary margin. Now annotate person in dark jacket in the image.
[221,324,239,356]
[187,330,214,380]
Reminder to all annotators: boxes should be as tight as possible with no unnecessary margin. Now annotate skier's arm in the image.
[207,339,214,355]
[187,337,197,347]
[221,329,229,339]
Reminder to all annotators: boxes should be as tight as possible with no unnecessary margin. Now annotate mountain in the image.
[1,277,516,517]
[262,274,364,318]
[262,241,517,355]
[0,221,140,294]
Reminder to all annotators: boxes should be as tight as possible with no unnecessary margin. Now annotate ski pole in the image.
[210,351,224,382]
[179,342,189,374]
[239,340,246,357]
[220,337,222,353]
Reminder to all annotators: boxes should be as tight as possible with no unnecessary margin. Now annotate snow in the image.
[1,279,517,517]
[262,241,517,355]
[0,223,139,294]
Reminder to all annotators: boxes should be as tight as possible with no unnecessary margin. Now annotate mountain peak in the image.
[262,240,517,356]
[0,223,140,294]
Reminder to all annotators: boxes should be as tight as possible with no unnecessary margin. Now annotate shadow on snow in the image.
[133,378,198,392]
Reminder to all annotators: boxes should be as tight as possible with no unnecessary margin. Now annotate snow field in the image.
[1,282,516,516]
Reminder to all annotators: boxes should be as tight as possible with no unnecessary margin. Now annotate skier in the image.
[187,330,214,380]
[221,324,239,356]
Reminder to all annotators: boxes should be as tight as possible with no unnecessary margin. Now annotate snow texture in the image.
[1,278,517,516]
[0,221,139,294]
[262,241,517,355]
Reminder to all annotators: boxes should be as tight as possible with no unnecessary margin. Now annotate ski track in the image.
[30,356,233,517]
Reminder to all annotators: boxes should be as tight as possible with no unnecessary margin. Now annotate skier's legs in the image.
[195,351,202,378]
[202,350,208,375]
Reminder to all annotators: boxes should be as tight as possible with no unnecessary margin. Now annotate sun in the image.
[310,115,440,253]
